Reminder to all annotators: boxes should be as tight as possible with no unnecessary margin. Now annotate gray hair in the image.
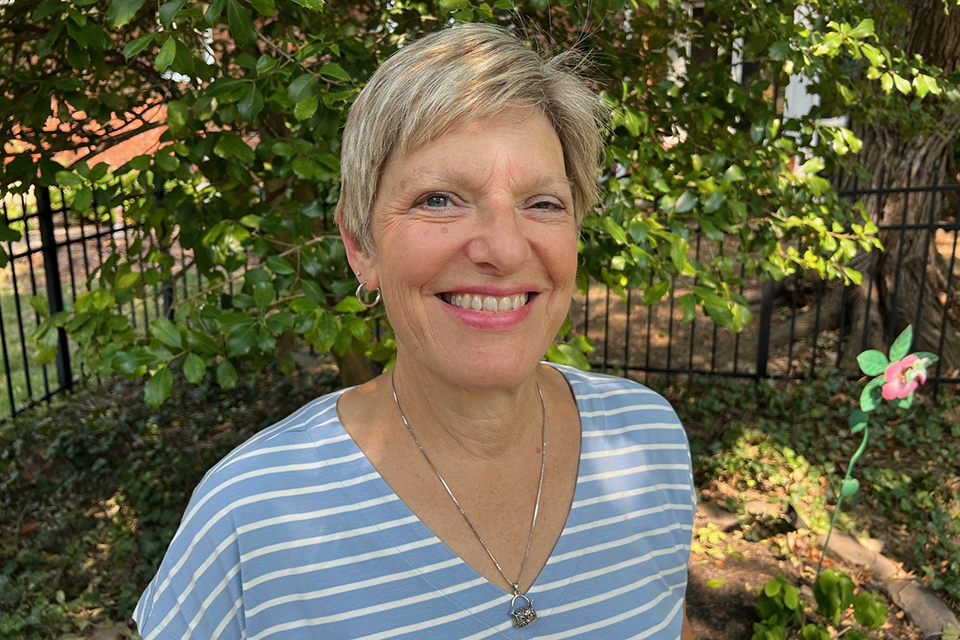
[337,23,605,253]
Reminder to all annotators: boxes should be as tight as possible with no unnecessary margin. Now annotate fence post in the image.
[37,187,73,390]
[756,278,776,380]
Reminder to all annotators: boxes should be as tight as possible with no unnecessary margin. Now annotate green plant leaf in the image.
[227,0,256,45]
[889,325,913,361]
[853,591,888,630]
[156,37,176,72]
[108,0,146,27]
[849,409,869,434]
[705,579,725,588]
[149,317,182,349]
[841,478,860,498]
[145,365,173,408]
[123,32,156,59]
[217,358,238,388]
[857,349,888,376]
[319,62,351,82]
[860,376,884,412]
[183,353,206,384]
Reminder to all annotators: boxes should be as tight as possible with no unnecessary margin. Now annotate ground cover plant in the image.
[674,370,960,626]
[0,362,340,640]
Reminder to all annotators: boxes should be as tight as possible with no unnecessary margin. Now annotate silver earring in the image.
[355,280,382,308]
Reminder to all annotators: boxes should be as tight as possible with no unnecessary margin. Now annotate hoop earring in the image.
[355,280,382,308]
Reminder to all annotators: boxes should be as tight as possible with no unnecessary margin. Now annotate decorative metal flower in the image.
[817,325,938,576]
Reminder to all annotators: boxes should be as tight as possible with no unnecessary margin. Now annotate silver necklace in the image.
[390,370,546,629]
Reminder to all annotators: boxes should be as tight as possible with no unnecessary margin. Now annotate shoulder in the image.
[546,363,680,423]
[133,388,352,640]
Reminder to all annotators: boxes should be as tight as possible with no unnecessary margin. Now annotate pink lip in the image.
[438,294,534,330]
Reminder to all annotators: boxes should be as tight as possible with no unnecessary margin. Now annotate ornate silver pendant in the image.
[510,593,537,628]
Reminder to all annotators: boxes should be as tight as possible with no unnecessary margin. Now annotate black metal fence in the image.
[2,174,959,421]
[578,170,960,398]
[0,185,196,420]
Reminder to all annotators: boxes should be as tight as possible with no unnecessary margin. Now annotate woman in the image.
[134,23,695,639]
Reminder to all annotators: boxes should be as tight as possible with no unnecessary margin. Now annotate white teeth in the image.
[443,292,530,312]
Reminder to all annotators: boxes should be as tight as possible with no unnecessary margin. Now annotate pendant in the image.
[510,593,537,628]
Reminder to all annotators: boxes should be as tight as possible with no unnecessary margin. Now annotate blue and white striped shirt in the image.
[133,364,696,639]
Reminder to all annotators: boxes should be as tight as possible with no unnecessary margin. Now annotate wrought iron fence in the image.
[2,173,959,421]
[0,184,198,420]
[576,170,960,399]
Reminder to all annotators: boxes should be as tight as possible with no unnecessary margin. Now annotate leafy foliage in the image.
[3,0,957,402]
[0,364,340,639]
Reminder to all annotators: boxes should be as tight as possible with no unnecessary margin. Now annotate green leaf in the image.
[841,478,860,498]
[108,0,146,28]
[266,255,296,275]
[853,591,888,631]
[55,170,81,187]
[545,344,591,371]
[0,223,21,243]
[860,376,884,412]
[888,325,913,361]
[183,353,206,384]
[642,279,670,305]
[674,190,697,213]
[334,296,365,313]
[301,279,325,305]
[848,18,874,39]
[145,365,173,408]
[600,216,628,245]
[226,321,256,357]
[849,409,869,433]
[238,85,264,122]
[769,41,790,61]
[149,317,182,349]
[723,164,745,182]
[166,99,189,133]
[857,349,888,376]
[705,579,725,589]
[156,37,176,72]
[677,293,697,322]
[73,186,93,212]
[159,0,187,27]
[247,0,275,16]
[287,74,318,103]
[893,73,911,95]
[217,358,238,389]
[123,32,157,59]
[290,0,325,8]
[294,96,319,121]
[227,0,257,46]
[319,62,351,82]
[252,281,274,308]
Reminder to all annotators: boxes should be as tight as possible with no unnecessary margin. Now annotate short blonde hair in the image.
[338,23,605,253]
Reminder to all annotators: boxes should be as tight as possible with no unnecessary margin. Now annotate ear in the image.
[338,210,378,290]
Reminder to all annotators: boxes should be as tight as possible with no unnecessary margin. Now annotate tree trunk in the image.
[774,0,960,376]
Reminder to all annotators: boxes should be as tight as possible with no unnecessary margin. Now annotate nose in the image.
[463,196,530,275]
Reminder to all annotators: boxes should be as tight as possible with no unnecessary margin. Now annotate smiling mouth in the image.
[439,292,532,312]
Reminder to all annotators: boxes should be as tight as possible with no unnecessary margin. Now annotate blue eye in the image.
[424,194,449,208]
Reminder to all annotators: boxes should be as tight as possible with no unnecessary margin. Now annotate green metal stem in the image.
[817,422,870,576]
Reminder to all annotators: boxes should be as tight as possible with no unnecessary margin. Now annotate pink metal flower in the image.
[882,354,929,400]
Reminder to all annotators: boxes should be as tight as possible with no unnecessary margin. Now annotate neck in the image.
[389,358,545,463]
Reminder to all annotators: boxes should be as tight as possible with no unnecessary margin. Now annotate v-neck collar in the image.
[330,363,603,637]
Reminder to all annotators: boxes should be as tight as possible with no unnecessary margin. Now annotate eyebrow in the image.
[400,170,574,194]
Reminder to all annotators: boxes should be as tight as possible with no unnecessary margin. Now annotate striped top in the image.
[133,364,696,640]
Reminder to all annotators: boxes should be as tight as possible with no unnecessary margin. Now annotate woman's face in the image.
[349,107,579,390]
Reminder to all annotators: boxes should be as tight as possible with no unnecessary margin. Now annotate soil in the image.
[684,507,925,640]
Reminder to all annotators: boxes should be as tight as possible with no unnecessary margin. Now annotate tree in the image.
[1,0,955,405]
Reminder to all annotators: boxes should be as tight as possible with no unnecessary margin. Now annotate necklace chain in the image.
[390,370,546,596]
